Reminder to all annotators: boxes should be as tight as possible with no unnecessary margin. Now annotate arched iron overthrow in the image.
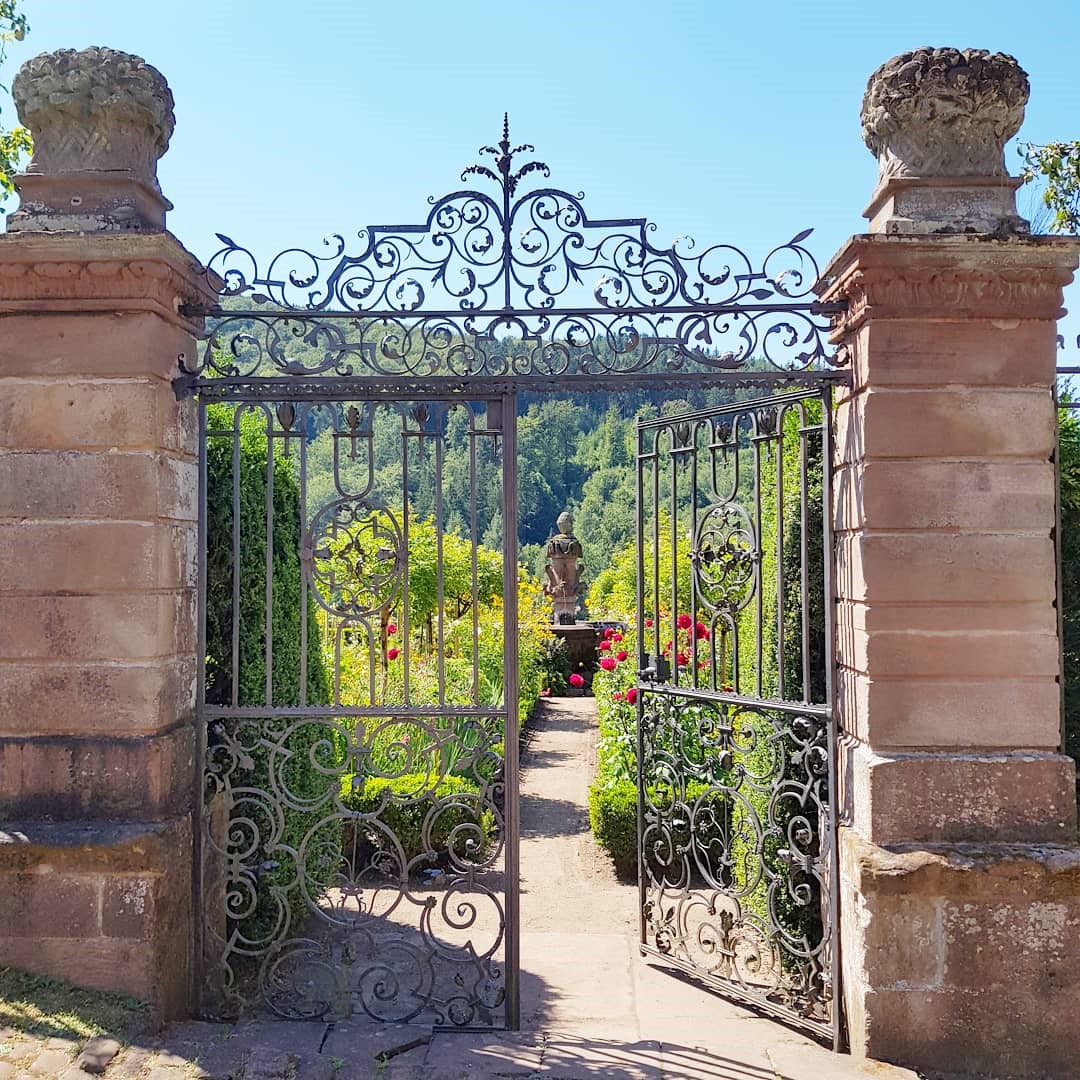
[177,118,845,395]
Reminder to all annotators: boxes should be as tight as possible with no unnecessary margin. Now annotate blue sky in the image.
[2,0,1079,341]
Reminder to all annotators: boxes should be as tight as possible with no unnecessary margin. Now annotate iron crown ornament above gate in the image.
[178,118,846,387]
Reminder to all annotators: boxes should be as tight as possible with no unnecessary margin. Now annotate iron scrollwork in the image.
[179,117,845,388]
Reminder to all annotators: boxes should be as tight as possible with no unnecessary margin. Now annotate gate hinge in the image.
[637,653,670,683]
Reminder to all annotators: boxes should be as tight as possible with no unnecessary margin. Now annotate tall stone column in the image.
[0,49,214,1016]
[817,48,1080,1077]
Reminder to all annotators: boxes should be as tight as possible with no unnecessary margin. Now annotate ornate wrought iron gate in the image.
[634,387,839,1044]
[194,390,519,1026]
[179,118,846,1032]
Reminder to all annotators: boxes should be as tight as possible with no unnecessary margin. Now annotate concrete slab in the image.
[537,1036,663,1078]
[422,1033,543,1079]
[520,931,636,1027]
[320,1021,432,1063]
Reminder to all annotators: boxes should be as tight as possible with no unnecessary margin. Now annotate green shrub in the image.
[204,403,338,950]
[340,771,497,866]
[588,779,638,878]
[1060,407,1080,802]
[588,776,728,881]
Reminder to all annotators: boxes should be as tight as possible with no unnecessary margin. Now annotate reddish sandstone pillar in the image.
[817,48,1080,1077]
[0,49,213,1016]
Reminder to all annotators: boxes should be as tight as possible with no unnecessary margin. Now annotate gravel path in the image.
[518,696,636,938]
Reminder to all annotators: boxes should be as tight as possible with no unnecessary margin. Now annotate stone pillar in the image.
[817,48,1080,1078]
[0,49,214,1016]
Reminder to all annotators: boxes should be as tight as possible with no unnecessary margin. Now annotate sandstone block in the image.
[840,828,1080,1077]
[0,818,192,1016]
[5,871,100,937]
[0,591,196,662]
[835,530,1056,605]
[833,458,1054,533]
[836,667,1061,749]
[843,743,1077,843]
[0,312,193,380]
[0,725,194,819]
[852,317,1060,387]
[0,657,196,736]
[833,386,1055,462]
[0,520,196,592]
[0,450,197,522]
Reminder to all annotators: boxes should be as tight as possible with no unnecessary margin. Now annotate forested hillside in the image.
[202,307,767,602]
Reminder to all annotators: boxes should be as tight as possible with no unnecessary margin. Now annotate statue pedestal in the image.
[551,623,601,693]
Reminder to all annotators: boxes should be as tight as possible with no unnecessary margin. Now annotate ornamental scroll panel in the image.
[176,118,845,391]
[198,395,515,1028]
[634,390,839,1044]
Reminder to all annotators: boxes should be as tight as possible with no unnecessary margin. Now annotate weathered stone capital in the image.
[860,48,1030,234]
[817,235,1080,335]
[13,47,174,182]
[0,231,219,336]
[862,47,1028,182]
[9,48,176,233]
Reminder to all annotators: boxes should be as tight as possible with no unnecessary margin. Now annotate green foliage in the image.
[0,1,30,203]
[204,404,337,945]
[1059,406,1080,799]
[340,772,496,865]
[587,780,638,878]
[1021,141,1080,234]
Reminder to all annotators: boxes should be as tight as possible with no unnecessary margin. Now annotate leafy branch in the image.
[1020,140,1080,234]
[0,0,30,201]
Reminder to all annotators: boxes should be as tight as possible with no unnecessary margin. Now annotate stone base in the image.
[0,817,192,1018]
[9,172,172,233]
[843,742,1077,844]
[864,175,1027,236]
[841,828,1080,1078]
[551,623,601,691]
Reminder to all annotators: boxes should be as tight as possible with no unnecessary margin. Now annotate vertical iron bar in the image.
[669,429,678,687]
[501,391,520,1030]
[776,408,786,702]
[231,411,242,708]
[469,415,480,704]
[753,425,764,698]
[401,407,411,704]
[264,410,275,706]
[191,401,208,1014]
[652,432,660,664]
[820,387,843,1052]
[299,407,309,707]
[690,423,700,686]
[635,419,648,947]
[1054,381,1067,758]
[434,416,446,706]
[799,403,811,702]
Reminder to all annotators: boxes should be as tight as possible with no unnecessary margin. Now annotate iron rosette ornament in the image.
[181,120,844,382]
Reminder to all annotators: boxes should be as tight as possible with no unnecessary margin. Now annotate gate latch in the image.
[638,653,670,683]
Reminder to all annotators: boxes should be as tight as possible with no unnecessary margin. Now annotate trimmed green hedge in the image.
[588,779,638,878]
[340,771,497,867]
[204,404,338,947]
[1060,407,1080,801]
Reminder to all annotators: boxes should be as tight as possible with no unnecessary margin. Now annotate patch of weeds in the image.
[0,966,148,1042]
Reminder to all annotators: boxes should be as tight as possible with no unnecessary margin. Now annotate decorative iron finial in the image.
[461,115,551,198]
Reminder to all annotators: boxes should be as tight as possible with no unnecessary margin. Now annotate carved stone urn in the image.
[8,47,175,232]
[860,47,1030,235]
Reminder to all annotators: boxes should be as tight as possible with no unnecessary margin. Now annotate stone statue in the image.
[543,511,584,626]
[860,47,1030,235]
